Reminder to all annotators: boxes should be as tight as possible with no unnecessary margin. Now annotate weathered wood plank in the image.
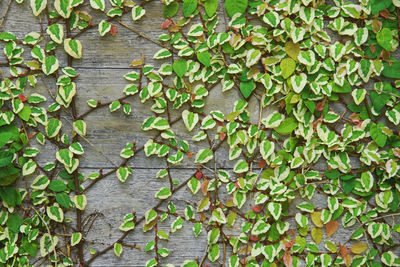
[76,168,365,266]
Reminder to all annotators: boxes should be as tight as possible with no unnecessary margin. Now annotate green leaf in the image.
[173,59,187,77]
[47,23,64,44]
[18,105,31,122]
[275,118,298,135]
[383,61,400,78]
[42,55,59,75]
[49,180,67,192]
[370,0,392,14]
[131,5,146,21]
[280,58,296,79]
[377,28,393,51]
[204,0,218,17]
[182,110,199,131]
[331,79,351,93]
[73,194,87,210]
[6,213,22,232]
[183,0,197,17]
[225,0,248,17]
[56,193,71,208]
[71,232,82,246]
[195,148,213,164]
[89,0,105,10]
[30,0,47,16]
[240,79,255,98]
[47,205,64,222]
[164,1,179,18]
[155,187,172,200]
[0,186,21,206]
[46,118,62,138]
[181,260,199,267]
[370,123,387,147]
[64,38,82,59]
[114,243,123,257]
[0,32,17,41]
[73,120,86,136]
[0,151,13,168]
[197,51,211,66]
[98,20,111,36]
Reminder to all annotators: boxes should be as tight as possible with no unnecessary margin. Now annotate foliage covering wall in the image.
[0,0,400,266]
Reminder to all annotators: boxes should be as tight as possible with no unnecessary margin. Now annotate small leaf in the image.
[64,38,82,59]
[114,243,123,257]
[326,220,338,237]
[173,59,187,77]
[351,243,368,254]
[71,232,82,246]
[311,227,323,244]
[280,58,296,79]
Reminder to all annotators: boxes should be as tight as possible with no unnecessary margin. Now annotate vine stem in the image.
[0,0,12,29]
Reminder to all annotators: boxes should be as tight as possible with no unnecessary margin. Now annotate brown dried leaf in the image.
[326,220,338,237]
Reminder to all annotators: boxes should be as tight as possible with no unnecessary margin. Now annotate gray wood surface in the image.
[2,0,399,266]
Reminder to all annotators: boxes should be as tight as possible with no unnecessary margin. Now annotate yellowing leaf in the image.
[285,41,300,60]
[311,227,323,245]
[350,243,368,254]
[280,58,296,79]
[311,212,323,228]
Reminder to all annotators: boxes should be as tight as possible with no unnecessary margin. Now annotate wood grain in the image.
[3,0,400,266]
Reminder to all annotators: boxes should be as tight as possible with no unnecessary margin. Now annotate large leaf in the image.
[225,0,248,17]
[240,79,255,98]
[183,0,197,17]
[383,61,400,78]
[377,28,393,51]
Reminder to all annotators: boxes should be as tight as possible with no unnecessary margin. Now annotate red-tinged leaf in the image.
[201,179,209,195]
[195,171,203,180]
[187,152,193,158]
[217,121,224,126]
[28,132,36,139]
[349,113,360,123]
[130,58,144,67]
[326,220,338,237]
[110,25,117,36]
[258,159,267,168]
[339,244,348,257]
[370,44,376,54]
[393,147,400,158]
[379,9,389,18]
[219,132,226,141]
[283,251,293,267]
[316,102,324,111]
[252,205,261,213]
[250,235,258,242]
[18,94,27,102]
[161,19,172,29]
[381,49,390,61]
[234,181,240,188]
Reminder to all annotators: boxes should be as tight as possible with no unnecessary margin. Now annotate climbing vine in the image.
[0,0,400,266]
